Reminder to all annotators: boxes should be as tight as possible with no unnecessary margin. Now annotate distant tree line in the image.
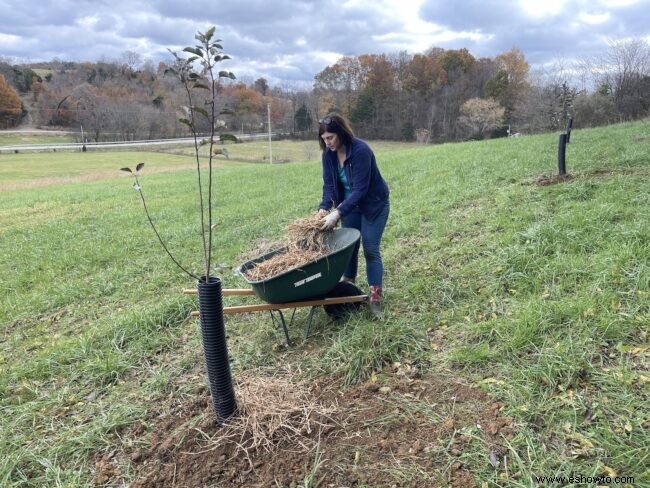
[1,38,648,141]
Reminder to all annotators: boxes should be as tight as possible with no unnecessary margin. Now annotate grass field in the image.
[0,133,76,146]
[1,121,648,486]
[156,137,416,164]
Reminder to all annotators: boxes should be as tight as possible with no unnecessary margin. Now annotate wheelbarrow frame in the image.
[187,228,367,345]
[185,287,367,345]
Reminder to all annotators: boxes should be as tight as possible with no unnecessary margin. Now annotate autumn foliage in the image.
[2,37,648,140]
[0,74,22,127]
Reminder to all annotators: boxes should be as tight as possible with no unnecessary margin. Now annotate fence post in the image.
[565,117,573,143]
[558,133,567,176]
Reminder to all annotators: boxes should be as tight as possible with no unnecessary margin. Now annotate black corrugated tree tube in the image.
[198,276,237,423]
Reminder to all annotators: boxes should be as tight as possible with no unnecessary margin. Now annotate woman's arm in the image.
[318,152,337,210]
[336,142,373,216]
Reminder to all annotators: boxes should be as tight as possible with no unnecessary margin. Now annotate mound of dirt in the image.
[528,173,574,186]
[100,368,515,487]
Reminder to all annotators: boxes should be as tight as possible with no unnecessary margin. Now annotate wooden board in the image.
[190,294,367,317]
[183,288,255,296]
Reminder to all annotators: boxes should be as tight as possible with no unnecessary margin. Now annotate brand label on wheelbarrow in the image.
[294,272,322,287]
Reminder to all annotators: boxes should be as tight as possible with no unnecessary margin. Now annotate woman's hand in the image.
[320,209,341,230]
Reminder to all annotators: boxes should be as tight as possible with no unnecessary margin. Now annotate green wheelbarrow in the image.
[236,227,368,344]
[187,228,368,344]
[236,227,362,303]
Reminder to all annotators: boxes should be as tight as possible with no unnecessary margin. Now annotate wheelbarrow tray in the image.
[236,227,360,304]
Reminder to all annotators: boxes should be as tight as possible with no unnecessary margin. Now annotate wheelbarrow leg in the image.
[270,310,294,347]
[303,306,318,341]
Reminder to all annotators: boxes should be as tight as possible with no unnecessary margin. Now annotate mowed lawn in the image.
[172,138,422,163]
[1,122,648,486]
[0,132,76,146]
[0,138,413,189]
[0,151,219,189]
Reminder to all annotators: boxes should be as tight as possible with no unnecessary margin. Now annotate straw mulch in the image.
[197,369,339,465]
[243,213,334,281]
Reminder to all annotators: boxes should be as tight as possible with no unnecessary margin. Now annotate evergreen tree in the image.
[294,103,312,132]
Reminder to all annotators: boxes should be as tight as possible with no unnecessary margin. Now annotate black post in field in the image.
[558,133,567,176]
[565,117,573,143]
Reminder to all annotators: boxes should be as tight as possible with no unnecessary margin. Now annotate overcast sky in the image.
[1,0,649,87]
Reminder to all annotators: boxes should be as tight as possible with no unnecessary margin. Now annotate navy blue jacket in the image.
[319,138,389,220]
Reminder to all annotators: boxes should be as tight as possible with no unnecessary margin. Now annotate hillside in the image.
[1,121,648,486]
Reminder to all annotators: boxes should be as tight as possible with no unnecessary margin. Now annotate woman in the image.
[317,113,390,319]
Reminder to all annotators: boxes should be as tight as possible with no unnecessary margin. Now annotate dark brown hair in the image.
[317,113,354,151]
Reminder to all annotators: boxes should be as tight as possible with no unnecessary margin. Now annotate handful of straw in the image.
[244,213,334,281]
[285,213,330,253]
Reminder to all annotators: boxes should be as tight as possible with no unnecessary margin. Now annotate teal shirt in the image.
[338,165,351,199]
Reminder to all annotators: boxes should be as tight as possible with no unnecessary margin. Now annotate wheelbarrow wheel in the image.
[323,281,364,320]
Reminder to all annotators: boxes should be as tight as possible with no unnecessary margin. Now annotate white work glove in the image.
[320,209,340,230]
[316,208,329,217]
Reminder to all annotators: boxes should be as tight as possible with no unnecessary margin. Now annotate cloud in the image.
[420,0,523,31]
[0,0,648,84]
[419,0,650,63]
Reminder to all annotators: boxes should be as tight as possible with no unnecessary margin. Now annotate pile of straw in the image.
[199,369,338,463]
[285,213,330,253]
[243,213,333,281]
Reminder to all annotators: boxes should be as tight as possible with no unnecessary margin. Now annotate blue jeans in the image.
[341,201,389,286]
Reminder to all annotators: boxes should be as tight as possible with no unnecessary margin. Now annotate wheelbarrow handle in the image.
[189,294,368,316]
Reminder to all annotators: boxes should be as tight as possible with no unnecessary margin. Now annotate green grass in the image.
[0,151,231,188]
[162,137,415,163]
[0,139,416,189]
[0,133,75,146]
[1,120,649,486]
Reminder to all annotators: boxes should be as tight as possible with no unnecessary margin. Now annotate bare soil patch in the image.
[99,367,515,487]
[527,173,574,186]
